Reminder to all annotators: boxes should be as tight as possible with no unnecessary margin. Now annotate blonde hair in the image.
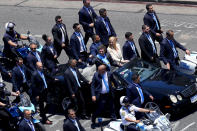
[109,36,117,50]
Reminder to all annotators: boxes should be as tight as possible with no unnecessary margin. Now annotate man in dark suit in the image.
[52,15,70,58]
[63,59,90,119]
[123,32,140,60]
[31,62,53,124]
[18,109,36,131]
[26,43,42,72]
[70,23,88,65]
[91,64,117,129]
[79,0,97,45]
[89,35,102,57]
[93,45,120,71]
[95,8,116,47]
[41,34,58,75]
[63,109,86,131]
[143,4,163,42]
[139,25,161,67]
[160,30,190,70]
[12,57,30,96]
[126,73,154,108]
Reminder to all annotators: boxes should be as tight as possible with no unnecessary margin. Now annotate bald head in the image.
[98,64,106,75]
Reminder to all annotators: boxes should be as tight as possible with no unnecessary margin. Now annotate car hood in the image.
[142,69,196,95]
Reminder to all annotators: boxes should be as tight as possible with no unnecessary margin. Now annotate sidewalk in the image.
[118,0,197,5]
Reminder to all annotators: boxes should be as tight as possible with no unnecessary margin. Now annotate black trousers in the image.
[54,44,72,58]
[73,89,86,116]
[0,109,11,129]
[92,93,116,123]
[84,32,94,45]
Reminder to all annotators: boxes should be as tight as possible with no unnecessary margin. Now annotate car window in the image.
[118,60,159,82]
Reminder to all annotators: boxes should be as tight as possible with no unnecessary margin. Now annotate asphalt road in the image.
[1,0,197,131]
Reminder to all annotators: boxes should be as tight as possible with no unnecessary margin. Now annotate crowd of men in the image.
[0,0,191,131]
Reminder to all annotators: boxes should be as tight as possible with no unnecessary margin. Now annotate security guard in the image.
[0,82,18,130]
[3,22,29,63]
[119,96,153,131]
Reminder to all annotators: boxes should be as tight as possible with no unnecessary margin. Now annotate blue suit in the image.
[26,51,42,72]
[160,38,186,69]
[143,12,163,42]
[95,16,116,46]
[18,119,35,131]
[91,71,118,122]
[70,32,87,61]
[90,42,102,56]
[122,40,140,60]
[11,64,30,92]
[41,44,58,74]
[79,6,97,35]
[126,83,151,107]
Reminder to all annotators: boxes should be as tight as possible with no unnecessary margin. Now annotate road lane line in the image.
[180,122,195,131]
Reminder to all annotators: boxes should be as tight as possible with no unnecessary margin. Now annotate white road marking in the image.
[180,122,195,131]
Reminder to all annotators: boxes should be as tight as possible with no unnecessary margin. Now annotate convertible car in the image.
[112,58,197,114]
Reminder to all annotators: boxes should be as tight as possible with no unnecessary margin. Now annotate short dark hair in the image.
[142,25,148,30]
[55,15,61,22]
[42,34,48,41]
[68,59,76,66]
[146,4,152,10]
[131,73,139,81]
[99,8,106,15]
[125,32,132,39]
[83,0,87,3]
[166,30,173,37]
[73,23,80,29]
[98,45,106,52]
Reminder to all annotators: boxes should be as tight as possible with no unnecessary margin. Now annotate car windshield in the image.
[117,60,159,82]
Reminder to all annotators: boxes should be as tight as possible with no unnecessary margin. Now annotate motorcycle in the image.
[104,102,172,131]
[178,51,197,75]
[5,92,45,131]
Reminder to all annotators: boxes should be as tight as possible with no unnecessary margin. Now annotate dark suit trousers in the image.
[0,109,11,129]
[39,89,49,121]
[92,93,116,123]
[54,44,72,58]
[84,32,94,45]
[73,88,86,116]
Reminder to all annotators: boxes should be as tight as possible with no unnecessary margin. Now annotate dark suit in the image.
[26,51,42,72]
[95,16,116,46]
[91,71,117,122]
[31,70,51,121]
[70,32,88,62]
[138,32,160,67]
[63,118,86,131]
[160,38,186,70]
[63,67,89,115]
[143,12,163,42]
[93,53,119,71]
[12,64,30,92]
[90,42,102,56]
[41,44,58,74]
[126,83,151,107]
[79,6,97,44]
[52,23,70,57]
[18,119,35,131]
[122,40,140,60]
